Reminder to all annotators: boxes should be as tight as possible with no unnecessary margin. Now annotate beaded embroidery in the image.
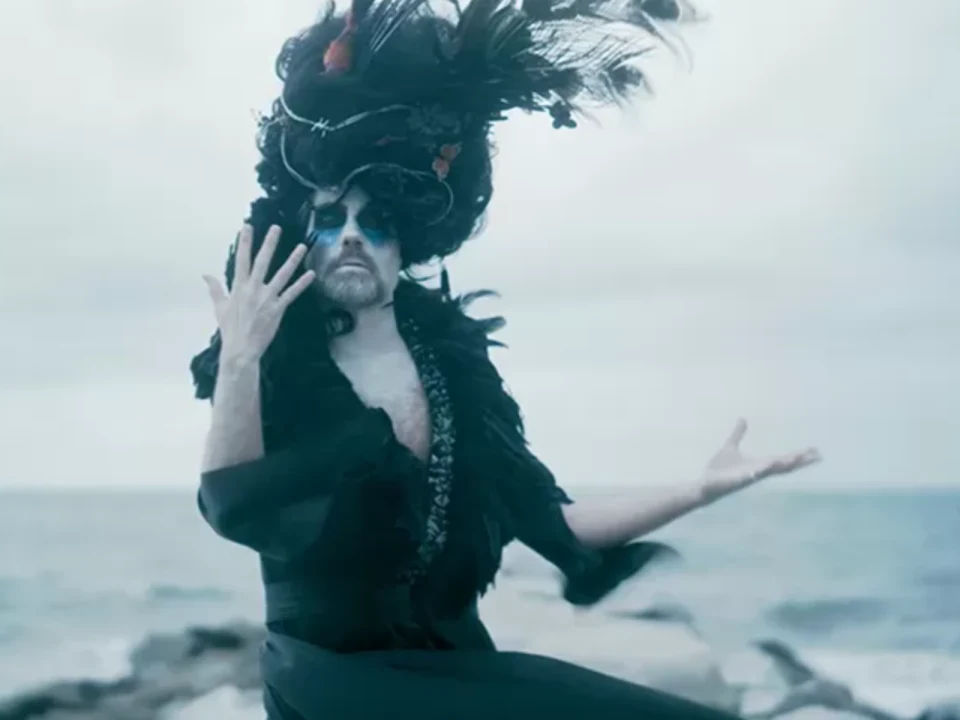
[397,317,455,581]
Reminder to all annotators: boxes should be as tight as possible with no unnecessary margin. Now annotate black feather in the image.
[249,0,696,265]
[564,541,679,606]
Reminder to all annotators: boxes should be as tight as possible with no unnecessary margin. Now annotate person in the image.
[189,0,822,716]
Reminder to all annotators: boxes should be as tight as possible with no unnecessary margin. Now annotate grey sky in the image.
[0,0,957,489]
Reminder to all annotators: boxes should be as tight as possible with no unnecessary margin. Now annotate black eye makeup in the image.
[311,203,348,230]
[356,204,396,240]
[306,200,396,249]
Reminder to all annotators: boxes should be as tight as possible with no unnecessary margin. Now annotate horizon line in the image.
[0,483,957,494]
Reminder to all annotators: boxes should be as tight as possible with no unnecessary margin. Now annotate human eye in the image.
[311,204,347,230]
[356,204,395,242]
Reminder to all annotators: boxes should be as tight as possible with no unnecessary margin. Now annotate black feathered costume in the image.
[191,0,741,717]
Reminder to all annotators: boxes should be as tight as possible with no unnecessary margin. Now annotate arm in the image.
[514,426,819,604]
[198,404,402,561]
[561,483,705,549]
[196,341,415,563]
[198,222,311,476]
[201,354,264,473]
[502,450,675,607]
[563,418,822,548]
[193,223,419,565]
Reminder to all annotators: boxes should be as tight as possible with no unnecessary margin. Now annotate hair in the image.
[191,0,696,442]
[251,0,696,266]
[255,8,496,267]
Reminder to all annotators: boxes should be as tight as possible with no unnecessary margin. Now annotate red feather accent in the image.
[323,7,363,74]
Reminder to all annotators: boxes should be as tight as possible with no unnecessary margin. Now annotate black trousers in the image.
[262,635,743,719]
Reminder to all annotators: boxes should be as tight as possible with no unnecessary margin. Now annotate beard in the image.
[320,265,385,309]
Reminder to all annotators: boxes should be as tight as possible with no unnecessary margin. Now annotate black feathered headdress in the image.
[255,0,696,267]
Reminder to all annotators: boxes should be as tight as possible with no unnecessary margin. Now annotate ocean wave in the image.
[0,573,232,616]
[917,569,960,589]
[767,597,889,635]
[804,648,960,718]
[144,584,232,603]
[167,686,263,720]
[0,636,133,700]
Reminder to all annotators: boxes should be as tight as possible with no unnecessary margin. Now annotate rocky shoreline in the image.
[1,610,956,720]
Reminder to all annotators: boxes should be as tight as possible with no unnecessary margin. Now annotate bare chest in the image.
[334,349,432,463]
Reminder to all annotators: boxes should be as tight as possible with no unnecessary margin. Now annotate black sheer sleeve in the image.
[505,450,675,607]
[197,407,419,563]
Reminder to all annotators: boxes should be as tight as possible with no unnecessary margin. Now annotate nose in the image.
[341,234,363,252]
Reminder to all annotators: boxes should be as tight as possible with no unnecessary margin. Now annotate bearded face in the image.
[302,185,402,310]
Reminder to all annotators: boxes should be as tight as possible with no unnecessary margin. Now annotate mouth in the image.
[335,259,370,271]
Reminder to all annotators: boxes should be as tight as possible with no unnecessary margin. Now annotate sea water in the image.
[0,488,958,716]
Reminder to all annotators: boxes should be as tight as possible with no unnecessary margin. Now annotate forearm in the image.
[561,482,706,549]
[198,407,409,562]
[201,355,265,473]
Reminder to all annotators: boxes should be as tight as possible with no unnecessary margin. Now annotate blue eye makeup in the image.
[307,204,346,249]
[307,227,342,249]
[306,202,395,249]
[356,205,394,246]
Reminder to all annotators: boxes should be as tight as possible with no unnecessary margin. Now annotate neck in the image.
[329,300,402,357]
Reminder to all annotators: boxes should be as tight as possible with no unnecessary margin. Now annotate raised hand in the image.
[202,224,315,365]
[699,419,821,503]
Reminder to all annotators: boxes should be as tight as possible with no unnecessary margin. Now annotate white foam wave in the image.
[164,686,263,720]
[804,648,960,718]
[0,635,133,698]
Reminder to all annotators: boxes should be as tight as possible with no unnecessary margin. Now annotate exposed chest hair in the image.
[333,346,432,464]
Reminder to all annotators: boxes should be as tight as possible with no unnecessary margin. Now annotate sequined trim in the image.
[397,317,455,581]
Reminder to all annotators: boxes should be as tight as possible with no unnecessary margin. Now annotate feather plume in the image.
[259,0,696,264]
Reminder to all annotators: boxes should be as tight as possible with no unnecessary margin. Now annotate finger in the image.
[233,225,253,284]
[202,274,227,307]
[278,270,316,307]
[784,447,822,468]
[266,243,308,296]
[202,275,227,325]
[725,418,748,449]
[766,448,821,474]
[250,225,282,284]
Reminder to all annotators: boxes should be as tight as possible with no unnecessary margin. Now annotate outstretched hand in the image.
[202,224,315,366]
[699,419,821,503]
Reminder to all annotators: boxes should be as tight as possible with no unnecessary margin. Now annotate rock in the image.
[775,710,879,720]
[0,623,264,720]
[480,584,741,713]
[0,604,949,720]
[917,700,960,720]
[130,623,263,679]
[728,640,902,720]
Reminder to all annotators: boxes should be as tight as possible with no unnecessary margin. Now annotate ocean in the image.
[1,488,958,717]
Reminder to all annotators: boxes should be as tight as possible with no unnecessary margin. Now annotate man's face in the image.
[303,186,402,310]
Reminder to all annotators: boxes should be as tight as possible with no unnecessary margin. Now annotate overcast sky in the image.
[0,0,957,490]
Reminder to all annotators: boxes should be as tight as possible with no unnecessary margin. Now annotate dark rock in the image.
[747,640,899,720]
[0,617,952,720]
[916,700,960,720]
[0,623,264,720]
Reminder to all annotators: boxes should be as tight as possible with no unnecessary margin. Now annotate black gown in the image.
[198,409,740,719]
[194,284,743,719]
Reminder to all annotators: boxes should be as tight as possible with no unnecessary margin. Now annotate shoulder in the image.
[396,280,506,364]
